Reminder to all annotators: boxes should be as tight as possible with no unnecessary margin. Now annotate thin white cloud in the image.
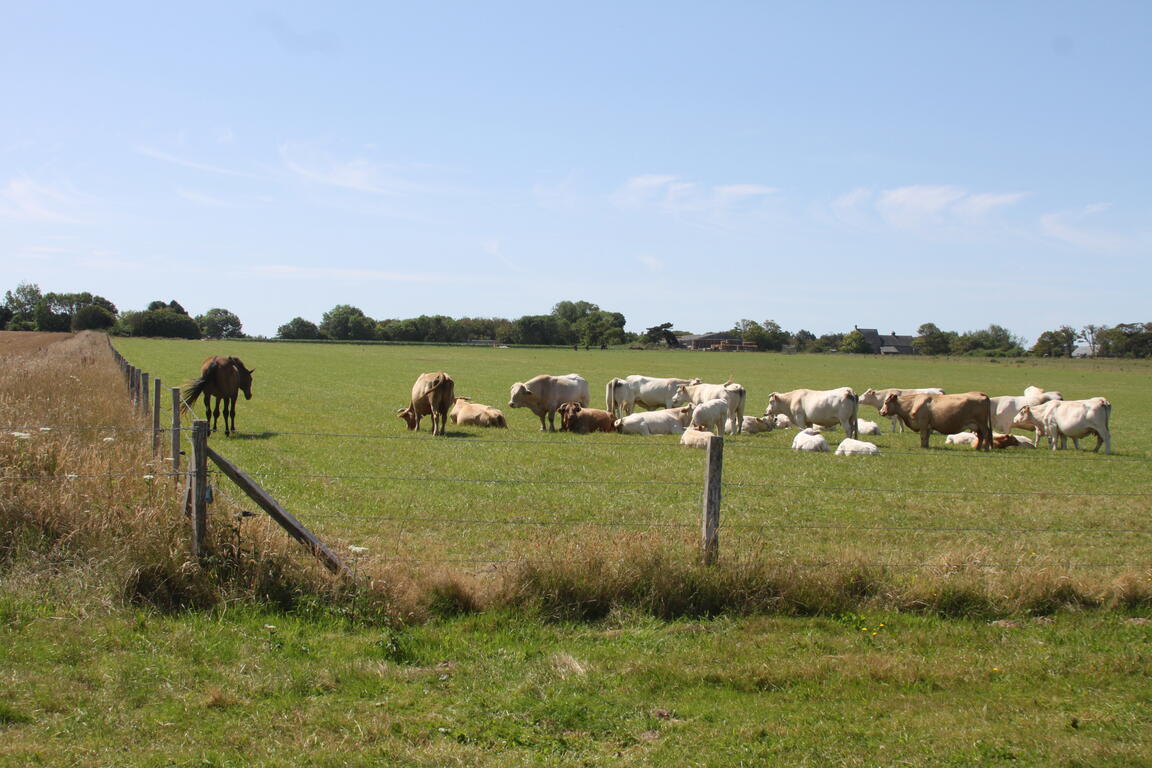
[279,143,404,195]
[832,184,1024,230]
[1039,203,1139,252]
[250,265,491,283]
[0,178,80,222]
[137,146,255,178]
[875,185,968,228]
[611,174,776,215]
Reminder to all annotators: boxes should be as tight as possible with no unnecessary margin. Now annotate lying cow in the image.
[508,373,589,431]
[766,387,858,438]
[450,397,507,428]
[615,405,694,435]
[1012,398,1111,453]
[728,415,774,434]
[679,426,714,449]
[880,391,993,450]
[859,388,945,433]
[605,375,700,418]
[835,438,880,456]
[945,431,980,447]
[396,371,455,436]
[857,419,881,436]
[791,428,829,452]
[991,433,1035,449]
[672,380,747,433]
[557,402,616,434]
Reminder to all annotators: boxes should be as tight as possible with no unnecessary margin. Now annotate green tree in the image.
[3,282,43,328]
[551,300,599,325]
[71,304,116,331]
[277,317,323,340]
[1078,324,1104,357]
[320,305,376,341]
[196,308,244,339]
[511,314,572,345]
[839,329,872,354]
[791,329,816,352]
[1030,325,1077,357]
[121,309,201,338]
[912,322,955,356]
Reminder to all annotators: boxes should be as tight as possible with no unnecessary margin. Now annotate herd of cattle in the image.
[395,372,1114,455]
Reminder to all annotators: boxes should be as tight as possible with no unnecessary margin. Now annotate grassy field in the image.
[110,338,1152,579]
[4,333,1152,766]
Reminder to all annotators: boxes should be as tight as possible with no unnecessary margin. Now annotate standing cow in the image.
[396,371,455,436]
[880,391,993,450]
[671,380,747,434]
[1012,398,1111,453]
[605,375,700,418]
[766,388,859,439]
[508,373,589,431]
[859,388,944,433]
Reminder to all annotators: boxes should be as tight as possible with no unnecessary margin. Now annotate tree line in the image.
[4,281,1152,357]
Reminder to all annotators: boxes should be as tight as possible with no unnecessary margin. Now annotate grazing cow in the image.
[766,388,859,439]
[791,428,829,452]
[1012,398,1111,453]
[672,380,747,434]
[690,398,730,437]
[728,415,774,434]
[557,402,616,434]
[614,405,694,435]
[450,397,507,428]
[859,388,944,433]
[880,391,993,450]
[1024,385,1063,405]
[508,374,589,431]
[679,426,714,449]
[605,375,701,418]
[835,438,880,456]
[396,371,455,436]
[945,431,980,447]
[857,419,881,436]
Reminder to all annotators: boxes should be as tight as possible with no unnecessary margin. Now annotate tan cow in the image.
[450,397,507,428]
[396,371,455,436]
[879,391,993,450]
[557,402,616,434]
[859,387,944,433]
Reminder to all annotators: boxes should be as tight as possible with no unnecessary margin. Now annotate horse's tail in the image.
[181,377,207,407]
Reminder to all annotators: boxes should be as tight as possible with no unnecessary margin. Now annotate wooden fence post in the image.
[701,434,723,566]
[171,388,182,482]
[190,419,209,557]
[152,378,162,455]
[140,372,150,417]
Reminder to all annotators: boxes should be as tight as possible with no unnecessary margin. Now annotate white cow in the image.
[690,398,730,437]
[771,414,792,429]
[679,426,714,449]
[859,388,945,433]
[672,380,747,434]
[1012,398,1112,453]
[990,387,1065,435]
[791,428,829,452]
[945,431,979,447]
[605,375,700,418]
[1024,385,1063,405]
[728,415,774,434]
[856,419,881,436]
[766,387,858,438]
[835,438,880,456]
[614,404,695,436]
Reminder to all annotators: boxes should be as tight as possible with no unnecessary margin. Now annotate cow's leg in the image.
[547,410,557,432]
[537,411,547,431]
[920,427,931,449]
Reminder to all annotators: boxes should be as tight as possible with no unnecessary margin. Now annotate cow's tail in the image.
[606,378,620,416]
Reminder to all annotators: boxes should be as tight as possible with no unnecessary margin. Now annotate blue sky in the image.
[2,2,1149,342]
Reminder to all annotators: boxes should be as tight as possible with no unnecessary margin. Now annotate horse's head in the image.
[234,359,255,400]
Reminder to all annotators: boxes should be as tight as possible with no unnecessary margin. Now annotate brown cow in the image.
[450,397,507,428]
[396,371,455,436]
[557,401,616,434]
[879,391,993,450]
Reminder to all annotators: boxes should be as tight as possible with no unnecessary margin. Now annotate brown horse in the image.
[182,356,254,436]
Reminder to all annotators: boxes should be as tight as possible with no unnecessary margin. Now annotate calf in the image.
[690,398,730,437]
[835,438,880,456]
[791,428,829,452]
[557,402,616,434]
[728,415,774,434]
[857,419,881,436]
[679,426,714,449]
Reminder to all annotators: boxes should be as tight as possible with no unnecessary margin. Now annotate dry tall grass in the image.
[3,332,1148,623]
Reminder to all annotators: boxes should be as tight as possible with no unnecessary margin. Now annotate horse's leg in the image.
[212,396,223,434]
[205,397,215,432]
[223,395,233,436]
[229,395,238,435]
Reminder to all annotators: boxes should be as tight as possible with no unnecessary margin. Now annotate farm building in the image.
[678,332,759,351]
[855,327,916,354]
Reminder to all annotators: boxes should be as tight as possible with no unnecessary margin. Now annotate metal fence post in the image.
[701,434,723,565]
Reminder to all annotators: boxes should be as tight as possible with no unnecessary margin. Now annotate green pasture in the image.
[110,339,1152,574]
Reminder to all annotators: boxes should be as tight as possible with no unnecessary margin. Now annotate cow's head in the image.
[395,406,418,430]
[557,401,582,431]
[670,385,691,406]
[674,404,695,425]
[508,382,533,408]
[1012,405,1038,429]
[764,393,784,417]
[878,393,899,418]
